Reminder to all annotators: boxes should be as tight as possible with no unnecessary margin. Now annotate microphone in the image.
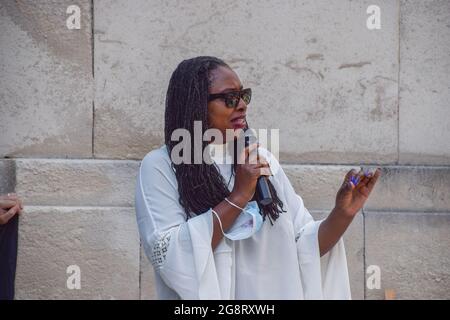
[244,128,273,206]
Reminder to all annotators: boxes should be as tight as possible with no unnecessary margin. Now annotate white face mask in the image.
[223,201,263,241]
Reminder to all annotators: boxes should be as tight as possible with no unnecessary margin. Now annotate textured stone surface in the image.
[16,158,450,212]
[365,211,450,300]
[0,159,16,194]
[140,245,157,300]
[15,206,140,299]
[285,165,352,210]
[0,1,93,158]
[399,0,450,165]
[94,0,398,162]
[311,210,364,300]
[2,0,449,300]
[363,166,450,212]
[284,165,450,212]
[93,0,165,159]
[15,159,139,206]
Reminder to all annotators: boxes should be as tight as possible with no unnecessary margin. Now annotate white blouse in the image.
[135,143,351,299]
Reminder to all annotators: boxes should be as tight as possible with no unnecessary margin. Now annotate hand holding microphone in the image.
[228,128,273,207]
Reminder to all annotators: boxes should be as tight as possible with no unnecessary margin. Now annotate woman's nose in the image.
[236,97,248,111]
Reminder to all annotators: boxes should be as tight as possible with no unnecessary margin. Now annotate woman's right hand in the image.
[229,143,272,206]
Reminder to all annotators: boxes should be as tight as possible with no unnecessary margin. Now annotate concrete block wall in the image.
[0,0,449,299]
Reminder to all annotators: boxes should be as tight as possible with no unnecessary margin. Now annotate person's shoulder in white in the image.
[140,145,172,174]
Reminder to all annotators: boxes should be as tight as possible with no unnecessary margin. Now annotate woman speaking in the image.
[135,56,380,299]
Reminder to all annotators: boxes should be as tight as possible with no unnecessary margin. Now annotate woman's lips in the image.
[231,117,246,129]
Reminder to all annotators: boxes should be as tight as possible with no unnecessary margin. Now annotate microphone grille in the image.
[244,128,258,147]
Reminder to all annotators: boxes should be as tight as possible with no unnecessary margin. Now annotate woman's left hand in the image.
[334,168,381,218]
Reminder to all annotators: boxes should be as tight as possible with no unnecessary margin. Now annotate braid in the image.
[164,56,285,221]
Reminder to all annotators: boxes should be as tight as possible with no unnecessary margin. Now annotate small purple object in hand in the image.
[350,175,360,186]
[350,167,371,186]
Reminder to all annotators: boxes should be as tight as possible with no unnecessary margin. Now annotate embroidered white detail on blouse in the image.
[150,232,171,269]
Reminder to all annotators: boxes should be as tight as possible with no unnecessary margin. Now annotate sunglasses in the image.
[208,88,252,108]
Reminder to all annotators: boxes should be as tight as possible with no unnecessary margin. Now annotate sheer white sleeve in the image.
[135,148,232,299]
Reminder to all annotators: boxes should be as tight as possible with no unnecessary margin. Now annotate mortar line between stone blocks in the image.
[397,0,401,165]
[91,0,95,158]
[24,205,135,210]
[9,158,450,169]
[281,163,450,169]
[91,0,95,78]
[92,101,95,158]
[12,160,17,194]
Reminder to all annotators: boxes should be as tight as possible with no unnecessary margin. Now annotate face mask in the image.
[223,201,263,241]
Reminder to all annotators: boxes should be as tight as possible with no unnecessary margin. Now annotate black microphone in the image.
[244,128,273,206]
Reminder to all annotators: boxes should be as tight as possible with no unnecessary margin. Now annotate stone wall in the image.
[1,0,449,299]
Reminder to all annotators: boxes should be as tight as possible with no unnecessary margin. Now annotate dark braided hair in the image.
[164,56,285,223]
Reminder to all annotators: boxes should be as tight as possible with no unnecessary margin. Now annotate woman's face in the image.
[207,66,248,143]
